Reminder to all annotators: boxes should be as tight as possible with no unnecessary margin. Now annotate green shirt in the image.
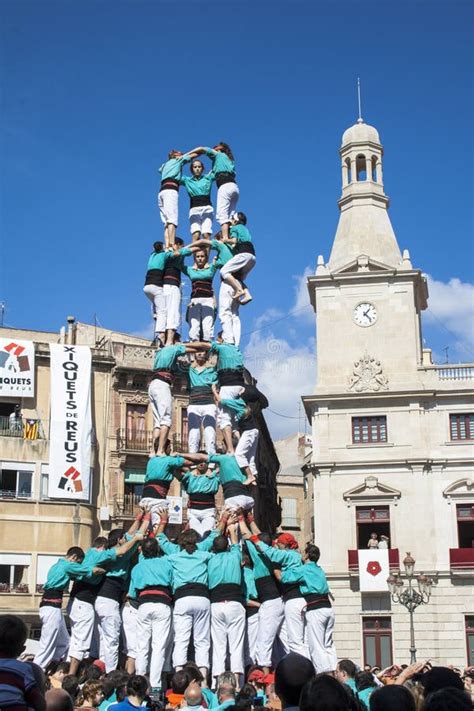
[180,173,214,197]
[128,556,173,598]
[205,148,235,175]
[210,239,234,268]
[44,558,93,591]
[166,549,213,591]
[220,398,247,422]
[283,561,329,595]
[208,453,245,486]
[209,342,244,371]
[81,547,118,585]
[159,154,192,181]
[254,540,302,583]
[181,472,220,495]
[188,365,218,389]
[230,224,252,243]
[245,540,277,581]
[181,263,218,281]
[152,344,186,371]
[243,565,258,602]
[145,455,185,483]
[208,544,242,589]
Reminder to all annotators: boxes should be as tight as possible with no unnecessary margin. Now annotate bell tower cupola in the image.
[328,118,402,272]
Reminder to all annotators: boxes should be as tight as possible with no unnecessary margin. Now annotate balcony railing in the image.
[116,430,187,454]
[114,493,142,518]
[449,548,474,574]
[0,416,46,440]
[438,367,474,381]
[0,490,33,500]
[0,583,29,593]
[348,548,400,573]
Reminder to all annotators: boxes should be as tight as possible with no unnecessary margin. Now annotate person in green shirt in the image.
[179,458,220,536]
[158,149,194,248]
[34,547,102,670]
[181,249,218,342]
[180,159,215,241]
[207,521,246,686]
[186,350,218,455]
[187,143,239,242]
[219,212,256,305]
[148,338,203,455]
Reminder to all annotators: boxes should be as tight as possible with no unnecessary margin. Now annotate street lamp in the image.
[387,552,435,663]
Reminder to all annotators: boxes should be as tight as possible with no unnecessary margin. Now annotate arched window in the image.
[345,157,352,183]
[371,155,378,182]
[356,154,366,181]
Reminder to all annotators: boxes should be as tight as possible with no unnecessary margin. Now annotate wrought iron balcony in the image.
[0,415,46,440]
[116,429,187,454]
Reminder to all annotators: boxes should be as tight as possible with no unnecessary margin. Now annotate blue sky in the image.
[1,0,473,437]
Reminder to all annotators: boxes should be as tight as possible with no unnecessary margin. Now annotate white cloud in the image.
[244,267,316,439]
[290,266,314,323]
[424,275,474,358]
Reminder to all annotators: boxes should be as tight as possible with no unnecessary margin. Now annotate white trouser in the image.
[188,403,217,453]
[188,297,215,341]
[256,597,284,667]
[211,601,246,678]
[306,607,337,673]
[143,285,166,335]
[219,281,241,346]
[220,253,256,282]
[187,507,216,536]
[244,611,259,666]
[224,494,254,511]
[189,205,213,235]
[235,428,259,478]
[121,603,138,659]
[148,379,172,428]
[138,497,169,527]
[173,596,210,669]
[68,598,95,661]
[135,602,172,688]
[94,596,121,672]
[284,597,310,659]
[163,284,181,331]
[217,385,243,430]
[216,182,239,225]
[34,606,70,670]
[159,189,178,227]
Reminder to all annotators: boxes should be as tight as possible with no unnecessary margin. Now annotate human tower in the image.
[33,143,336,696]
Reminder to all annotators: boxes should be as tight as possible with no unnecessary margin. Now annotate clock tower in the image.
[302,118,474,667]
[308,118,429,397]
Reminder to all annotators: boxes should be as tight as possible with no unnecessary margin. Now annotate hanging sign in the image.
[49,345,92,500]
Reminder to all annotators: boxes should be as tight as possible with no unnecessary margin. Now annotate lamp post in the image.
[387,552,435,663]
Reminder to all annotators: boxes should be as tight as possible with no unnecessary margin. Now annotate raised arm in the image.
[185,146,207,156]
[246,510,261,535]
[178,451,208,464]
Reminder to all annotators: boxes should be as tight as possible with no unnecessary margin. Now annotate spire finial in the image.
[357,77,363,124]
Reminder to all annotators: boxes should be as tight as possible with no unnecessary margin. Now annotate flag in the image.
[24,419,39,440]
[358,549,390,592]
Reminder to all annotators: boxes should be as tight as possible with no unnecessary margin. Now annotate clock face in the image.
[354,302,377,327]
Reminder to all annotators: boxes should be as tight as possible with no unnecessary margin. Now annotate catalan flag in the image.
[24,419,39,440]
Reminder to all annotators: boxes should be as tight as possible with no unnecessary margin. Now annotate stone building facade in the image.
[0,320,279,631]
[274,433,312,548]
[302,119,474,667]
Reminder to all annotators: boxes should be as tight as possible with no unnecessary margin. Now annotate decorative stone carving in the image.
[343,476,401,505]
[348,353,389,392]
[124,392,149,405]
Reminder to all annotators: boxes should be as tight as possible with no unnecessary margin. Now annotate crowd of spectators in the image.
[1,614,473,710]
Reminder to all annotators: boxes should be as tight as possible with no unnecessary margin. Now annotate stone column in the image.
[376,159,383,184]
[365,155,372,181]
[342,161,348,187]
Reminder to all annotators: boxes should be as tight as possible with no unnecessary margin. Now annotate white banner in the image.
[358,549,390,592]
[167,496,183,524]
[0,338,35,397]
[49,345,92,500]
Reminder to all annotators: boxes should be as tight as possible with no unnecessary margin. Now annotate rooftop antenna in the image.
[443,346,449,364]
[357,77,363,124]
